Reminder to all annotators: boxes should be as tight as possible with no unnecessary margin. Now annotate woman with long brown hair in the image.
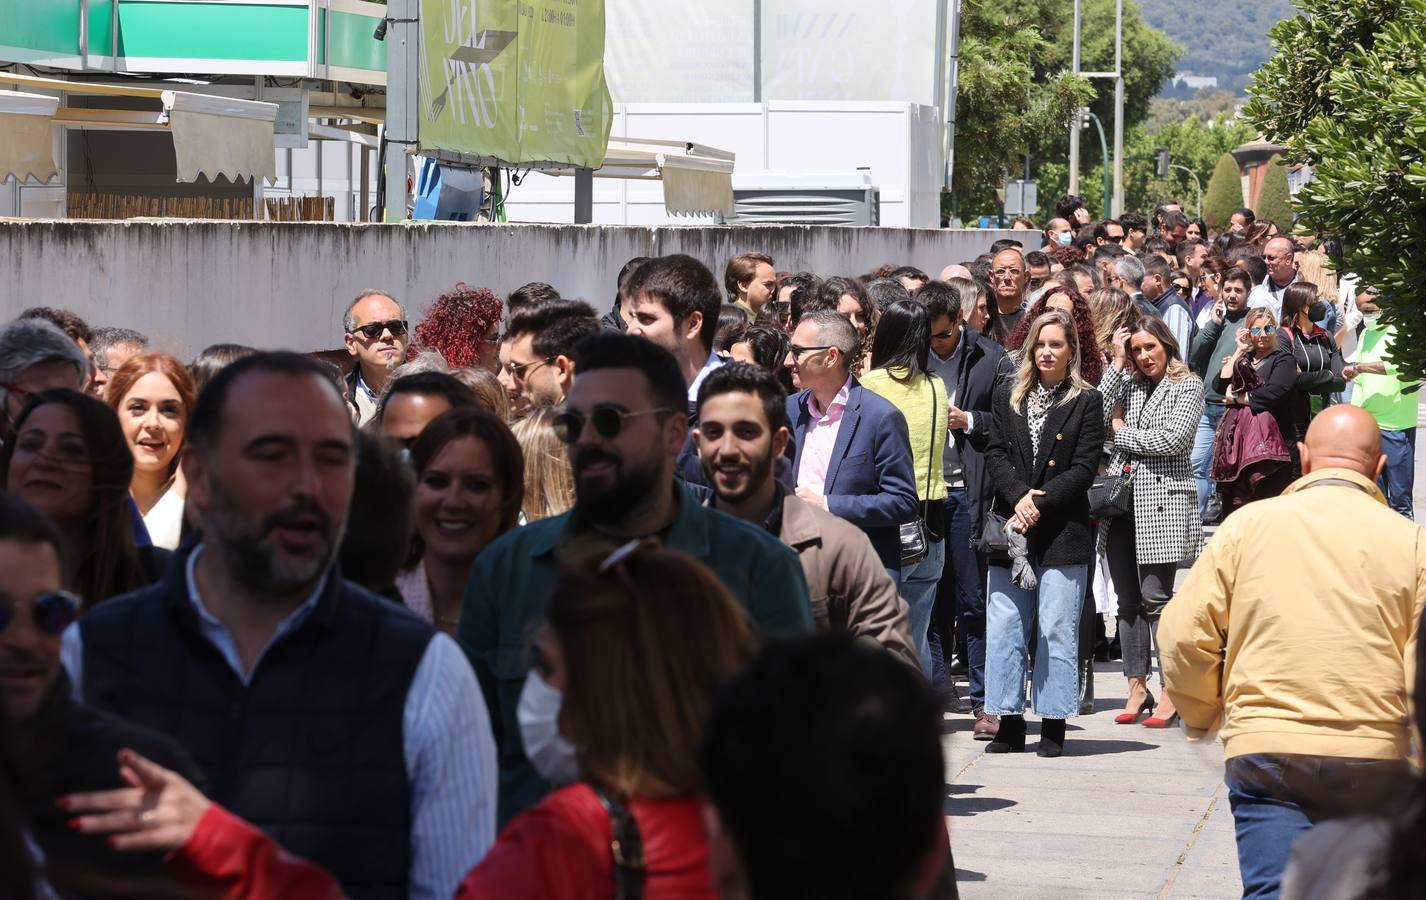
[1,389,163,607]
[511,407,574,521]
[105,353,197,550]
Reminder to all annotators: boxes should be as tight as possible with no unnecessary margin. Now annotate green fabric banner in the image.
[418,0,611,168]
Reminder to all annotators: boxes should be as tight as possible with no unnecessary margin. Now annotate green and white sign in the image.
[418,0,611,168]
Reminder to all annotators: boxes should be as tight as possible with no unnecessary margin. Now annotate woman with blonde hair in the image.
[512,406,575,521]
[1211,306,1298,509]
[105,352,197,550]
[1097,316,1204,728]
[983,310,1104,757]
[1088,287,1141,362]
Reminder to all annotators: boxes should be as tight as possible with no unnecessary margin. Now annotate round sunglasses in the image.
[552,405,674,444]
[0,591,80,636]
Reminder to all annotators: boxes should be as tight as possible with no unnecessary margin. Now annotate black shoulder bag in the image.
[592,786,647,900]
[900,376,939,566]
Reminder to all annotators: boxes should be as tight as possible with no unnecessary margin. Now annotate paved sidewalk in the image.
[943,667,1241,899]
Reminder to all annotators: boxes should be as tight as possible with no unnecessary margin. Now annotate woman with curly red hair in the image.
[1004,282,1104,384]
[414,283,503,373]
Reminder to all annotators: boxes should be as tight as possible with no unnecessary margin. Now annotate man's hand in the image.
[948,404,970,431]
[794,487,829,511]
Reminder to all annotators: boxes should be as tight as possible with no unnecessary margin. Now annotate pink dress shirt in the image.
[796,376,853,495]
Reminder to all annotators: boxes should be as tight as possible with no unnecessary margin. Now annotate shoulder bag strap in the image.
[592,786,647,900]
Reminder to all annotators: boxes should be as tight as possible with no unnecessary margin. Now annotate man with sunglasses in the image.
[458,332,812,826]
[1093,218,1125,246]
[499,298,600,412]
[0,493,204,897]
[341,289,410,426]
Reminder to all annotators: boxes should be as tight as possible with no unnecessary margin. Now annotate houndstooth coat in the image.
[1096,366,1205,565]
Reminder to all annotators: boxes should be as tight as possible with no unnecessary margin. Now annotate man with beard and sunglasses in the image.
[342,290,410,426]
[0,492,203,898]
[693,363,917,668]
[457,332,812,827]
[63,353,498,900]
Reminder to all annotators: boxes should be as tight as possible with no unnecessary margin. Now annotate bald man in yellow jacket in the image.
[1159,404,1426,900]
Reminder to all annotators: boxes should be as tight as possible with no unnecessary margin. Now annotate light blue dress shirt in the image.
[61,547,497,900]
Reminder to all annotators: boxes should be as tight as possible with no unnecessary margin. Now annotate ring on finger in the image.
[138,809,155,826]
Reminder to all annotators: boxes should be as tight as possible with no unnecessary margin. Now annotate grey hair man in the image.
[0,319,90,431]
[342,289,410,426]
[1110,254,1161,322]
[89,326,150,399]
[783,310,918,581]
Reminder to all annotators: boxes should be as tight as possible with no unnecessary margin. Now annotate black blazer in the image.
[943,331,1015,544]
[984,381,1104,567]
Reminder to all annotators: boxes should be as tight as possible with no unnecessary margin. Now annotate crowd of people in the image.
[0,192,1421,900]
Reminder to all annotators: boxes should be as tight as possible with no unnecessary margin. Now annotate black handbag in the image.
[592,786,646,900]
[1088,462,1136,519]
[899,377,939,565]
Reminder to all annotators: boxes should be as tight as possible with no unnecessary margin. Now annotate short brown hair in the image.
[724,252,774,299]
[549,539,755,798]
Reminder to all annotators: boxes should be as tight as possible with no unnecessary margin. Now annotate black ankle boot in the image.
[1038,718,1066,758]
[986,714,1026,753]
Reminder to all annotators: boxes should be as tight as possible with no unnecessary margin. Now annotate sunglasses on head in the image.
[0,591,79,636]
[350,319,408,341]
[1250,325,1277,337]
[552,404,674,444]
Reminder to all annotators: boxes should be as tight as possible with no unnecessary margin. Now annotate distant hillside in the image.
[1140,0,1296,95]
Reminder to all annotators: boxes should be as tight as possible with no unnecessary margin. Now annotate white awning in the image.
[549,137,736,217]
[160,91,278,184]
[0,90,61,183]
[0,73,278,185]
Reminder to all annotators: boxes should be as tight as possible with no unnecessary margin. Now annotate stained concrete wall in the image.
[0,221,1017,357]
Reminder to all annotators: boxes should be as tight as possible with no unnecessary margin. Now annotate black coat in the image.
[984,382,1104,567]
[942,331,1015,546]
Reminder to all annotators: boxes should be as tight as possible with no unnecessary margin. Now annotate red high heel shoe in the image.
[1142,710,1180,729]
[1114,692,1154,725]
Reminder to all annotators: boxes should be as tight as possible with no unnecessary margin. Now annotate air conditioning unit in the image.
[731,171,880,226]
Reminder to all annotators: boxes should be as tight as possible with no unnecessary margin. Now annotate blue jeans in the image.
[944,490,987,707]
[902,536,946,677]
[1226,754,1408,899]
[1378,428,1416,519]
[984,563,1085,719]
[1191,403,1227,518]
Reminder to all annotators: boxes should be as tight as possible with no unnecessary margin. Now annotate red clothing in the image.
[169,804,346,899]
[456,784,714,900]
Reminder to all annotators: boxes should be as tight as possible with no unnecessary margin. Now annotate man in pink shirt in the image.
[784,311,918,582]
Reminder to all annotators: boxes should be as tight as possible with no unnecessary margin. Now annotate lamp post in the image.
[1081,109,1110,217]
[1067,0,1123,214]
[1169,163,1203,218]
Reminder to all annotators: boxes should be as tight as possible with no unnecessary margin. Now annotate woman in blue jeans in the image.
[982,311,1104,757]
[860,299,947,677]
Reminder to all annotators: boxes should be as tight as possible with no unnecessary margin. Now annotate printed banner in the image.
[418,0,612,168]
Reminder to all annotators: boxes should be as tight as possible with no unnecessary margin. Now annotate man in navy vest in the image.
[63,352,497,900]
[1142,254,1196,355]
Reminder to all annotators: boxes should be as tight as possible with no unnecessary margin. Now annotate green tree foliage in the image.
[1202,152,1243,231]
[952,0,1179,219]
[1034,113,1255,221]
[1245,0,1426,380]
[1140,0,1295,95]
[1253,155,1293,230]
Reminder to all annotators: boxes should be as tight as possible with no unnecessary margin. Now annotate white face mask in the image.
[1362,311,1382,328]
[1055,231,1072,246]
[517,670,581,786]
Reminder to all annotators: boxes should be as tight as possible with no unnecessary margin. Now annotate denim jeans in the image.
[943,490,987,708]
[1191,403,1227,518]
[1378,428,1416,520]
[984,563,1085,719]
[902,537,946,677]
[1225,754,1409,899]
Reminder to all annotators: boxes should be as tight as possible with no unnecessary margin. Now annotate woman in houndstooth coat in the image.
[1096,316,1204,729]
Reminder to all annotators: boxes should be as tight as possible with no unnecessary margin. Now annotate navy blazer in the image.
[786,378,919,577]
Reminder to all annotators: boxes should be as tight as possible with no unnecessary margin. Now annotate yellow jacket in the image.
[1160,467,1426,761]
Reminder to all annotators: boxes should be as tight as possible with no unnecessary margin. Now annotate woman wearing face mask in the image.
[983,311,1104,757]
[0,389,166,607]
[395,407,523,635]
[1278,282,1346,449]
[1097,318,1203,728]
[105,353,196,551]
[1211,307,1298,510]
[461,539,754,897]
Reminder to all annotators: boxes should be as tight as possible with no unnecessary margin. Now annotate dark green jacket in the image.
[456,482,813,825]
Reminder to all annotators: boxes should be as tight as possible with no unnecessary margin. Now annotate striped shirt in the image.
[61,547,497,900]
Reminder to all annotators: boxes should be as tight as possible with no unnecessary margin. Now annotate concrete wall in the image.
[0,220,1017,358]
